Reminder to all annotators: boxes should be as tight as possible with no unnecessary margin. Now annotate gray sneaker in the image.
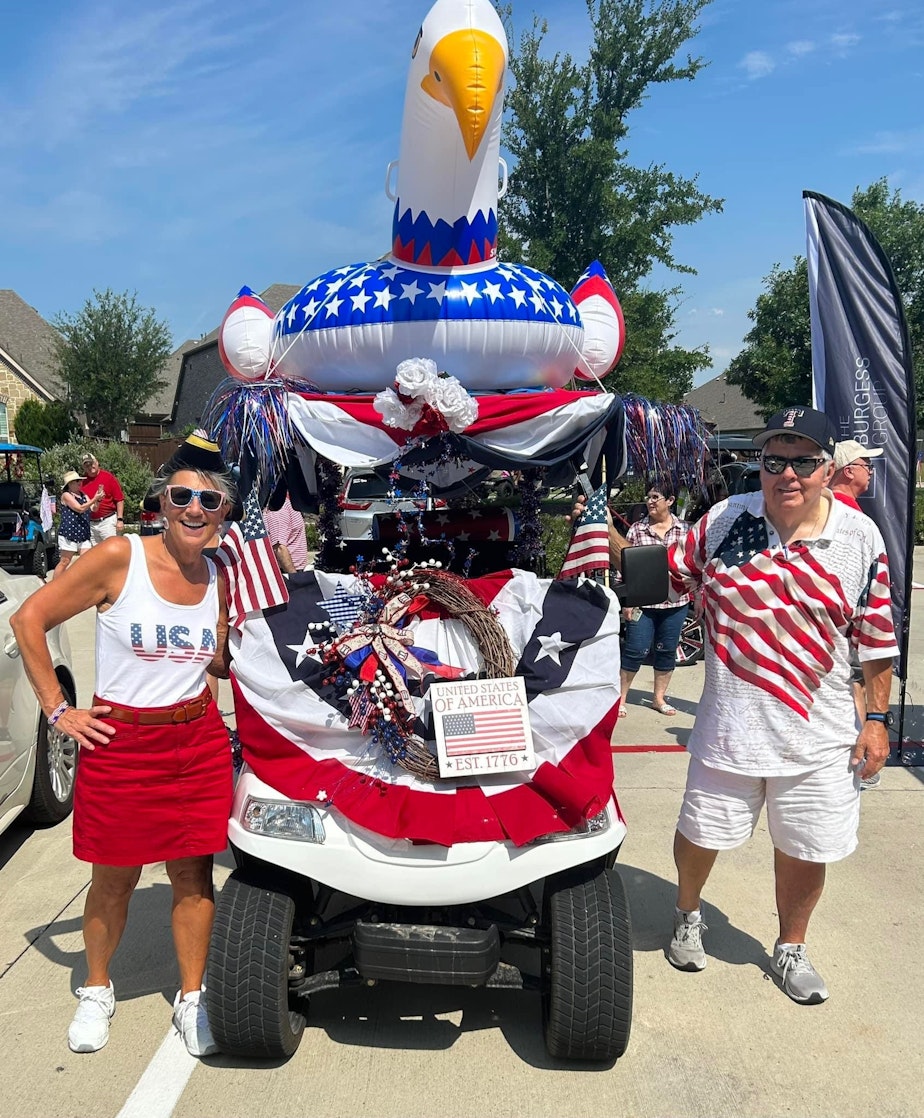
[771,942,829,1004]
[669,908,707,971]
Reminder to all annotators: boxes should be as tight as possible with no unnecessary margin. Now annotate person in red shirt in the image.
[829,440,883,511]
[80,454,125,543]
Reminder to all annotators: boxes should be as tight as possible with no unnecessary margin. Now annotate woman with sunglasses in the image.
[618,477,692,717]
[10,432,236,1058]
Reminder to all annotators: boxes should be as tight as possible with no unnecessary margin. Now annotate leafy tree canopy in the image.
[11,399,80,450]
[497,0,722,401]
[52,289,171,438]
[727,179,924,427]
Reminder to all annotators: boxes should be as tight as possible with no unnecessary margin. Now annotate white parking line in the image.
[116,1028,197,1118]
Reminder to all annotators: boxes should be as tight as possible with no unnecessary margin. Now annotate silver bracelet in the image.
[48,701,70,726]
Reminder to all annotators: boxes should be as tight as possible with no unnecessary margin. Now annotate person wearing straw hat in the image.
[11,431,237,1058]
[54,470,103,579]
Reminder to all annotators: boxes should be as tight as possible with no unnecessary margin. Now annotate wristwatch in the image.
[866,711,894,727]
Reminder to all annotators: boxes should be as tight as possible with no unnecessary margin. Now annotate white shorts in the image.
[90,515,117,543]
[58,536,92,555]
[677,753,861,863]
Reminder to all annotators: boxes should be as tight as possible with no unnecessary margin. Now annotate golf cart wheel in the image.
[207,871,306,1058]
[25,681,77,825]
[28,542,47,579]
[542,864,633,1062]
[675,614,704,666]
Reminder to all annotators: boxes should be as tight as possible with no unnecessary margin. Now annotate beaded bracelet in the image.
[48,701,70,726]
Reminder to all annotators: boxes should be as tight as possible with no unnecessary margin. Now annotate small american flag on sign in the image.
[214,488,289,629]
[443,710,526,755]
[558,484,611,579]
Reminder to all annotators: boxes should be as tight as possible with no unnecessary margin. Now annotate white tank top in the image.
[95,534,220,706]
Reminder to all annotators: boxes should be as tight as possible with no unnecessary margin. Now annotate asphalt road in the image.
[0,552,922,1118]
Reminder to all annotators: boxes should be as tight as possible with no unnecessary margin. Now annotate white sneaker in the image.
[172,989,219,1057]
[669,907,707,971]
[68,982,116,1053]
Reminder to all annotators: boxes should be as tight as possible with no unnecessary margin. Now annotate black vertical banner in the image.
[804,190,917,678]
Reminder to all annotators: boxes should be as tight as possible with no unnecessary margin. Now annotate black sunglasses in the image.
[165,485,226,512]
[761,455,826,478]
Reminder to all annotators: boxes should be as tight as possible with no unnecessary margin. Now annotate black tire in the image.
[542,865,633,1062]
[29,542,47,579]
[675,615,705,666]
[25,681,77,825]
[207,871,306,1058]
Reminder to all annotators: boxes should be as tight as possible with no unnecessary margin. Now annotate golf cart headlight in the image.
[242,797,326,843]
[529,808,610,845]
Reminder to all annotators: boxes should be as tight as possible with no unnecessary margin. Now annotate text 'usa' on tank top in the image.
[95,534,220,707]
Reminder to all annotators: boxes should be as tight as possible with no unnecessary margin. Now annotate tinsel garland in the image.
[621,394,708,494]
[201,378,295,494]
[314,456,344,571]
[509,467,547,571]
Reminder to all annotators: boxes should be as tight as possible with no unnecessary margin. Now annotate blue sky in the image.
[2,0,922,386]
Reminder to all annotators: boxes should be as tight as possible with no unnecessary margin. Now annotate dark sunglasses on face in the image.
[760,455,826,478]
[165,485,225,512]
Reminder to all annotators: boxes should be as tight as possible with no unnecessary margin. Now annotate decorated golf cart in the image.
[201,0,702,1064]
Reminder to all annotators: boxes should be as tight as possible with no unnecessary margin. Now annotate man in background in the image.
[80,454,125,544]
[262,493,309,573]
[829,440,883,511]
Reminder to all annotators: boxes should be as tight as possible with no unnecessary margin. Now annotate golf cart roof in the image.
[0,442,44,454]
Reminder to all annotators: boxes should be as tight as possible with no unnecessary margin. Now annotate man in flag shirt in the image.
[666,407,897,1005]
[577,406,898,1004]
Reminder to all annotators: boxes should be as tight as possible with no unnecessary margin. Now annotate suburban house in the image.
[684,372,764,438]
[0,289,65,442]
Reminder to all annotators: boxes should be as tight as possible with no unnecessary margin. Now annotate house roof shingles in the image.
[0,289,65,398]
[684,373,764,433]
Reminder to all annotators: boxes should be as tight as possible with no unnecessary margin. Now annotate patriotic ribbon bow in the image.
[330,590,463,715]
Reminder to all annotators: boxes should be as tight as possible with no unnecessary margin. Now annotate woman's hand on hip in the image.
[55,704,116,751]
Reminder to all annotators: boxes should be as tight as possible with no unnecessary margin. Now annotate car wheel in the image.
[25,681,77,825]
[542,864,633,1062]
[675,615,705,666]
[207,871,306,1058]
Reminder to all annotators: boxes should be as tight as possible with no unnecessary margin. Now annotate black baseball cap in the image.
[752,407,837,454]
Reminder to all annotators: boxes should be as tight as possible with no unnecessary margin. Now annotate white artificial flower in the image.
[425,375,479,432]
[394,357,438,398]
[373,387,423,430]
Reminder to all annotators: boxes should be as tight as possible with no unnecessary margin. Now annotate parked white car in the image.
[0,568,78,837]
[338,470,444,540]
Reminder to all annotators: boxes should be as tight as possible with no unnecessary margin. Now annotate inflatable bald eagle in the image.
[219,0,625,392]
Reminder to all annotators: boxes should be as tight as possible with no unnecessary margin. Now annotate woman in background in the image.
[619,477,691,717]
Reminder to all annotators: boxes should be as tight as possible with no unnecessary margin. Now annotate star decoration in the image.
[535,631,575,666]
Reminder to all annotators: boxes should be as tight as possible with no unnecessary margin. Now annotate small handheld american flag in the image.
[214,488,289,628]
[557,484,611,580]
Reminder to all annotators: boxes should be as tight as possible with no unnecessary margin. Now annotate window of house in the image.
[0,404,9,441]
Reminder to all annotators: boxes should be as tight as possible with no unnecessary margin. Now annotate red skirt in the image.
[73,702,233,866]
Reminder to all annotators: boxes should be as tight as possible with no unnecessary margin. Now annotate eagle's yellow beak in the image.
[421,28,505,161]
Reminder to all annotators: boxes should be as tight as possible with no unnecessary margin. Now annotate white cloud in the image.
[709,308,725,317]
[738,51,776,79]
[786,40,815,57]
[830,32,861,53]
[850,129,924,155]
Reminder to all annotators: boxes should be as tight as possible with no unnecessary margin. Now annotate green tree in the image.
[728,179,924,426]
[497,0,722,401]
[52,289,171,438]
[12,399,80,449]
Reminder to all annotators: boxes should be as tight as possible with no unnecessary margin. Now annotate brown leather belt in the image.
[97,689,212,726]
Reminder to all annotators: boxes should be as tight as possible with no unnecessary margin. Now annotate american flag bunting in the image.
[557,484,611,579]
